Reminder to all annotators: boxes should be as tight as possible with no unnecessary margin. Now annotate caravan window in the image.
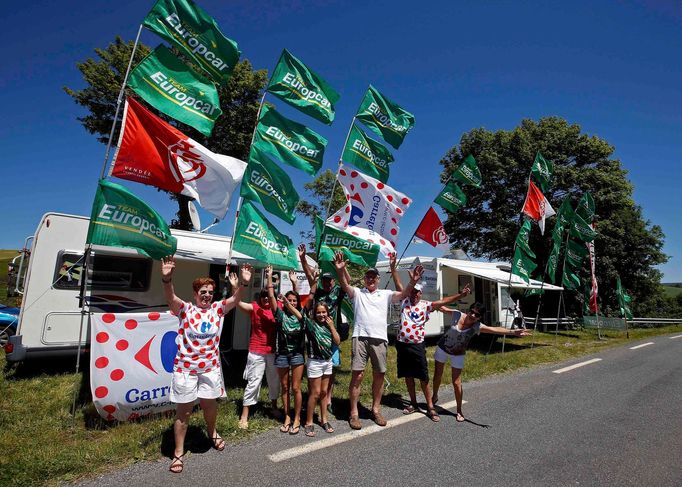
[53,252,151,291]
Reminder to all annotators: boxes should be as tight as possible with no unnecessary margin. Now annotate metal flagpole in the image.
[71,245,92,417]
[530,255,551,348]
[554,290,563,345]
[99,24,143,180]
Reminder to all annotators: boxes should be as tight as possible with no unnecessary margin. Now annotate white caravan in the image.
[377,256,562,338]
[6,212,309,363]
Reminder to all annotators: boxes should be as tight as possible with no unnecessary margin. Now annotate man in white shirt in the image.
[333,251,424,430]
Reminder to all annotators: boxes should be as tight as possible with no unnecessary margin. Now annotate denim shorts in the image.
[275,352,305,368]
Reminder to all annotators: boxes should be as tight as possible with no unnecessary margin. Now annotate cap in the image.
[413,283,423,292]
[365,267,379,276]
[321,272,333,279]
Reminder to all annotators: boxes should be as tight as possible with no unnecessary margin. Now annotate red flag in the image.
[414,207,450,250]
[110,97,246,219]
[522,180,555,234]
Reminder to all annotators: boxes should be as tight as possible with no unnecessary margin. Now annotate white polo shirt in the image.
[351,287,395,342]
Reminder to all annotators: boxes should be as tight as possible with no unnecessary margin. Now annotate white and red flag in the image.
[414,207,450,251]
[522,180,555,235]
[110,97,247,219]
[327,164,411,254]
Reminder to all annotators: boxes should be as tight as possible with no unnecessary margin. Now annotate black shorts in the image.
[395,341,428,381]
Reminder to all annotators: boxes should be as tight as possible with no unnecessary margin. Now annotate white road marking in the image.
[553,358,602,374]
[670,335,682,340]
[269,399,463,462]
[630,342,654,349]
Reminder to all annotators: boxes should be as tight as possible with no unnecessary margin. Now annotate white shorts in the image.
[307,358,333,378]
[170,368,225,403]
[434,346,466,370]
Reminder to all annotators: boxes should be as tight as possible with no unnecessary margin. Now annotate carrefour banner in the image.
[90,312,205,421]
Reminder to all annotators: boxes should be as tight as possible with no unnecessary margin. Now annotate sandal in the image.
[321,422,335,433]
[289,424,300,435]
[432,395,439,405]
[279,423,291,433]
[304,424,316,437]
[426,408,441,422]
[403,403,418,415]
[211,435,225,451]
[169,453,184,474]
[456,412,465,422]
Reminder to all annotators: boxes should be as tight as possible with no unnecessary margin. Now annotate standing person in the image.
[161,256,253,474]
[264,265,305,435]
[333,251,423,430]
[298,244,346,415]
[236,277,281,429]
[431,303,531,422]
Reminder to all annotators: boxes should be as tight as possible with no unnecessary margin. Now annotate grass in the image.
[1,323,681,486]
[662,284,682,299]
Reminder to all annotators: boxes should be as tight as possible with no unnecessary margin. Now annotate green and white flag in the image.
[267,49,340,125]
[565,239,588,268]
[453,154,482,188]
[553,198,575,244]
[86,179,177,260]
[576,192,595,222]
[315,216,380,267]
[616,276,633,319]
[547,239,562,284]
[569,212,597,242]
[143,0,240,83]
[127,44,222,136]
[356,85,415,149]
[233,201,299,269]
[252,104,327,176]
[434,181,467,213]
[341,124,394,183]
[562,267,580,290]
[511,246,537,284]
[515,218,536,259]
[531,151,553,193]
[241,145,300,224]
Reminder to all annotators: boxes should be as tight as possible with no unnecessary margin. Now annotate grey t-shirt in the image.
[437,310,481,355]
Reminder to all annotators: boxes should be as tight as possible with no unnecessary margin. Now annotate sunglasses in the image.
[199,290,214,295]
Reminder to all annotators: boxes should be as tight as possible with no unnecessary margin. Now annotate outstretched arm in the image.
[391,265,424,303]
[298,244,316,289]
[480,324,532,337]
[333,251,355,299]
[389,252,403,292]
[161,256,184,315]
[223,263,253,311]
[432,283,472,310]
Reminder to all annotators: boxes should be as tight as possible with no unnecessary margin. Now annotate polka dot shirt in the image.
[398,298,433,344]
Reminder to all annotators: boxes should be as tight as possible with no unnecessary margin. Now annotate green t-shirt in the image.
[314,284,348,340]
[274,307,304,356]
[304,315,333,360]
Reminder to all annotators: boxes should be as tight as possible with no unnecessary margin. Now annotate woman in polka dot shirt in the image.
[161,255,253,474]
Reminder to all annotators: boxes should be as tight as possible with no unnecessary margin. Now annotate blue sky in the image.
[1,0,680,281]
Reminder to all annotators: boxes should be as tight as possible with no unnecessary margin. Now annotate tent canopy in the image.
[439,259,563,290]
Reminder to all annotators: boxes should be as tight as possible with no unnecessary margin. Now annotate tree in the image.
[440,117,668,316]
[65,36,267,229]
[295,169,347,245]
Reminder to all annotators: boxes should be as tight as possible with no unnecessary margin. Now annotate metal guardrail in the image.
[526,316,682,332]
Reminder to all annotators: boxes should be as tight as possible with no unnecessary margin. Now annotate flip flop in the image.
[403,404,418,415]
[279,423,291,433]
[211,435,225,451]
[304,424,315,437]
[321,422,335,433]
[456,412,465,422]
[289,424,300,435]
[169,453,185,474]
[426,408,441,422]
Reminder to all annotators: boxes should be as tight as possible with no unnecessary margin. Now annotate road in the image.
[78,334,682,486]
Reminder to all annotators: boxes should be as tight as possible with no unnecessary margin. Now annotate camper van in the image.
[377,256,562,338]
[5,212,310,363]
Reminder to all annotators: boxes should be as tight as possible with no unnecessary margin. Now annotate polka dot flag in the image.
[327,163,412,255]
[90,312,180,421]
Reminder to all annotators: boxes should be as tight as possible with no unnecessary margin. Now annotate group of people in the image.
[160,247,531,473]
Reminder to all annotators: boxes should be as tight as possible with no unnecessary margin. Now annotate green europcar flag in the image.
[562,267,581,290]
[453,155,482,188]
[616,276,633,319]
[553,198,575,244]
[434,181,467,214]
[314,216,380,267]
[576,192,595,222]
[582,282,593,315]
[143,0,241,83]
[547,239,562,284]
[241,145,300,224]
[233,201,299,269]
[127,44,222,136]
[341,124,394,183]
[252,104,327,176]
[511,246,537,284]
[356,85,415,149]
[569,212,597,242]
[267,49,340,125]
[531,151,553,193]
[565,239,589,269]
[515,218,536,259]
[86,179,177,260]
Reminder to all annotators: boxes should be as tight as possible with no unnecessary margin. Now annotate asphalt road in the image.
[77,334,682,487]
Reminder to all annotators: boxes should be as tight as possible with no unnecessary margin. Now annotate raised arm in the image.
[480,324,532,337]
[298,243,317,289]
[391,265,424,303]
[223,263,253,310]
[333,251,354,299]
[264,265,279,311]
[432,283,471,310]
[161,256,184,315]
[389,252,403,292]
[288,269,298,294]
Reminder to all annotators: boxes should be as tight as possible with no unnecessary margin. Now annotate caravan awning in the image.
[439,260,563,290]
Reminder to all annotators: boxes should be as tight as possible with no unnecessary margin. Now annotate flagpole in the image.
[530,253,551,348]
[71,245,92,417]
[99,24,143,180]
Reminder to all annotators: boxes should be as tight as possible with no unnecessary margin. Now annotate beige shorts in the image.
[351,336,388,373]
[170,368,225,404]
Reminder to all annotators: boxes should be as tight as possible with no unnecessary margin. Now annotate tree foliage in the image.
[440,117,668,316]
[64,36,267,229]
[296,169,347,245]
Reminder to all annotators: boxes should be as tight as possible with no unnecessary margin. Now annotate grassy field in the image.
[1,323,680,486]
[662,284,682,298]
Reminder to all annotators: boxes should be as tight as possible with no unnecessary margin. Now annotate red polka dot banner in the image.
[90,312,179,421]
[327,163,411,256]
